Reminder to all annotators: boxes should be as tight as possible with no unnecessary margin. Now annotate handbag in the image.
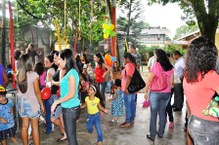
[125,68,146,93]
[149,67,168,91]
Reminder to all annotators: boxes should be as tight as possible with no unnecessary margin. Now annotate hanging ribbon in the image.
[124,37,129,51]
[90,0,93,46]
[54,18,62,51]
[64,0,67,47]
[8,1,16,89]
[78,0,81,40]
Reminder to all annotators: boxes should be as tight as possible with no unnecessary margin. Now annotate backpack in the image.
[149,66,168,91]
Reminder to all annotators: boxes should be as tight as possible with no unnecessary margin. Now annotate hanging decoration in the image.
[8,1,16,89]
[78,0,81,41]
[90,0,94,46]
[54,18,62,51]
[102,22,116,39]
[63,0,68,47]
[124,37,129,51]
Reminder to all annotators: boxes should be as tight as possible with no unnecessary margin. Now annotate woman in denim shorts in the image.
[16,54,45,145]
[183,36,219,145]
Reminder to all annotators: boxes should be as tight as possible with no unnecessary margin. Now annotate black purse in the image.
[125,68,146,93]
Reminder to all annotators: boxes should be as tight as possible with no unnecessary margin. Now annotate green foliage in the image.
[174,24,199,39]
[9,0,107,48]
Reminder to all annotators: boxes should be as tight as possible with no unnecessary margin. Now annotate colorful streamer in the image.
[8,1,16,89]
[125,37,129,51]
[53,18,62,51]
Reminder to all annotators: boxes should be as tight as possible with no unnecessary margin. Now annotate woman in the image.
[144,49,174,141]
[16,54,45,145]
[51,49,80,145]
[44,54,58,134]
[93,53,111,107]
[120,53,137,128]
[50,51,67,142]
[183,36,219,145]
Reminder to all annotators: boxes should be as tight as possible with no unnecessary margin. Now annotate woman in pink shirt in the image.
[120,53,137,128]
[183,36,219,145]
[144,49,174,142]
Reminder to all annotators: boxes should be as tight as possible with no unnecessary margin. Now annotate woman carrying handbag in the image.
[144,49,174,142]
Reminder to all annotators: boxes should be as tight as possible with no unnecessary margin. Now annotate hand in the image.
[144,93,149,100]
[46,81,52,88]
[0,117,7,124]
[104,109,108,114]
[51,100,60,114]
[125,89,129,95]
[40,104,45,115]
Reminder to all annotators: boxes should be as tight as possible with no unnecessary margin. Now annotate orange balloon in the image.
[41,87,51,100]
[104,54,113,66]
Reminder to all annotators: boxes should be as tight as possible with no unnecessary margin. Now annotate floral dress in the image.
[111,90,124,116]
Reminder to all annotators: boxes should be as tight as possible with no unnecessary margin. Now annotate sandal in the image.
[146,134,154,142]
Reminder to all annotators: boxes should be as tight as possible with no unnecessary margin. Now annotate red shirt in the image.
[183,70,219,122]
[95,66,106,83]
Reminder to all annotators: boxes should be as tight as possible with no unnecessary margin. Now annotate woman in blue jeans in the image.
[144,49,174,141]
[51,49,80,145]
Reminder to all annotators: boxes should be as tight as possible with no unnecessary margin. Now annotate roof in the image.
[140,27,171,35]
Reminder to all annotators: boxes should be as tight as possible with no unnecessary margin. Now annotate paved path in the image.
[8,93,187,145]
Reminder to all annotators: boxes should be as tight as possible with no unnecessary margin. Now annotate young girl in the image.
[108,79,123,124]
[0,86,17,145]
[16,54,45,145]
[81,85,108,145]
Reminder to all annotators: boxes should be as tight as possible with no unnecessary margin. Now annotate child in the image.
[0,86,17,145]
[108,79,123,124]
[81,85,108,145]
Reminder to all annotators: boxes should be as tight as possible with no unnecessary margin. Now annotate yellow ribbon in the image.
[54,18,62,51]
[125,37,128,51]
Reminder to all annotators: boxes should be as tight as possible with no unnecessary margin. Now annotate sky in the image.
[143,2,186,37]
[118,2,186,38]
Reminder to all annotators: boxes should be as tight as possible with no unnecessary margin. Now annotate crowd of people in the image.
[0,36,219,145]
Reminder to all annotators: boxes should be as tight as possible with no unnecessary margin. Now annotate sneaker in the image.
[120,122,130,128]
[169,122,174,129]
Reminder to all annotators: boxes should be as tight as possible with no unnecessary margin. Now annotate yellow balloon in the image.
[104,33,109,39]
[110,24,114,30]
[102,23,108,29]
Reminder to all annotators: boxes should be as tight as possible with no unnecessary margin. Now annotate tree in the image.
[147,0,219,42]
[118,0,145,44]
[6,0,107,49]
[174,24,198,39]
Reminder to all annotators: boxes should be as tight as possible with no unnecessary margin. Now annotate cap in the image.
[0,85,7,95]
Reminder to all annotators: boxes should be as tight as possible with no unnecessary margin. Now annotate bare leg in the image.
[11,137,18,143]
[20,117,29,145]
[1,139,7,145]
[30,117,40,145]
[59,115,67,139]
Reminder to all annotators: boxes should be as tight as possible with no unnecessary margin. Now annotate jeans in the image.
[62,106,80,145]
[44,95,55,133]
[97,81,107,107]
[188,115,219,145]
[173,83,184,109]
[149,91,170,139]
[86,112,103,142]
[123,92,137,123]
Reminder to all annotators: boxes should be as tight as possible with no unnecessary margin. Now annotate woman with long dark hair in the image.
[183,36,219,145]
[144,49,174,142]
[120,53,137,128]
[16,54,45,145]
[93,53,111,107]
[51,49,80,145]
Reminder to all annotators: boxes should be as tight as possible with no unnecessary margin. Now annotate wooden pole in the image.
[111,0,116,57]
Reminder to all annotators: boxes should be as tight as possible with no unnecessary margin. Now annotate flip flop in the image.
[56,137,67,142]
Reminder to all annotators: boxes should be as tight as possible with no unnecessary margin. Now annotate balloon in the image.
[111,31,116,37]
[41,87,51,100]
[110,24,114,30]
[104,54,113,66]
[102,23,108,29]
[56,89,60,97]
[104,33,109,39]
[111,56,117,62]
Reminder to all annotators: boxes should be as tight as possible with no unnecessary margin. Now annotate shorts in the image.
[17,98,40,119]
[49,94,62,119]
